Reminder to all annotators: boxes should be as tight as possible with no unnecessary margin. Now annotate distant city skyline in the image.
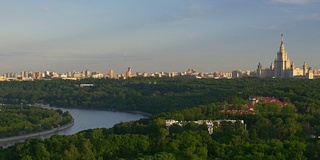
[0,1,319,74]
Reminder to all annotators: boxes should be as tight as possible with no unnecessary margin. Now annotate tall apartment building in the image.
[109,69,115,78]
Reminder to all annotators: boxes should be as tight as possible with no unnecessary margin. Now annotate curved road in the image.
[0,118,74,145]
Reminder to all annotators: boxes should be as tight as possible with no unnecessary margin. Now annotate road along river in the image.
[0,107,148,147]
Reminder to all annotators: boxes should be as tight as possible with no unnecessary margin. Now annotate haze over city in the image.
[0,0,319,74]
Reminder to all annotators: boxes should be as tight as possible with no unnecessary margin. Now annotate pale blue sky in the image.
[0,0,319,74]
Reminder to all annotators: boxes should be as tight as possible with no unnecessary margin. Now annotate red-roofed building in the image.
[248,96,288,110]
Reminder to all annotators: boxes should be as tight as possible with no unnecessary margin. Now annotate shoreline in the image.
[0,118,74,146]
[50,106,153,117]
[123,110,153,117]
[0,106,149,148]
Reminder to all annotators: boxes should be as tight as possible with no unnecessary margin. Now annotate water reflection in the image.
[0,107,147,147]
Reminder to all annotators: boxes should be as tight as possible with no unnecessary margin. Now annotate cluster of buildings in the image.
[0,70,104,81]
[165,96,288,134]
[219,96,289,115]
[248,97,288,107]
[0,34,317,81]
[232,34,320,79]
[255,34,314,79]
[0,67,235,81]
[165,119,245,134]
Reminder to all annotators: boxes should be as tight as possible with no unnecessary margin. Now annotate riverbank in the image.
[125,110,152,117]
[50,106,153,117]
[0,118,74,146]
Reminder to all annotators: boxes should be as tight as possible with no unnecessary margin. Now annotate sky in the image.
[0,0,319,74]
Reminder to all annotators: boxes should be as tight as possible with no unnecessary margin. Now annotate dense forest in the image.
[1,77,320,159]
[0,105,72,138]
[0,77,320,114]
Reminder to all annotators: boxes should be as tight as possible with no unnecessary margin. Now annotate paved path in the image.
[0,118,74,145]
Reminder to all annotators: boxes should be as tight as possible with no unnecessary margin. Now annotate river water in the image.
[55,107,148,135]
[0,107,147,147]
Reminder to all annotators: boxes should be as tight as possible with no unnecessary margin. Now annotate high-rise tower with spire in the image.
[274,34,291,78]
[256,34,313,79]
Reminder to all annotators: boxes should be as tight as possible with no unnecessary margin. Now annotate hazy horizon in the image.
[0,0,319,74]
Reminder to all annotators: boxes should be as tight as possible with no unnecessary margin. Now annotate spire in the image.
[258,62,262,70]
[291,61,295,69]
[270,62,274,70]
[279,34,285,54]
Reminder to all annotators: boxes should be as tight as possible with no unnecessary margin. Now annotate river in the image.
[0,107,148,147]
[55,107,148,135]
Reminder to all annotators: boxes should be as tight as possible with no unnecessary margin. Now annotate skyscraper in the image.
[125,67,132,78]
[274,34,291,78]
[109,69,114,79]
[257,34,313,79]
[85,69,91,78]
